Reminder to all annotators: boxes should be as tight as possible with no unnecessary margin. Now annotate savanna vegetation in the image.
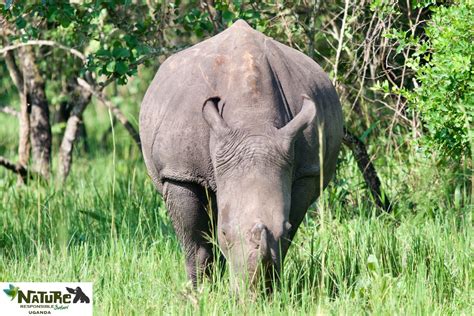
[0,1,472,315]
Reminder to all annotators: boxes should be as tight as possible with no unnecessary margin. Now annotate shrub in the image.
[407,2,473,163]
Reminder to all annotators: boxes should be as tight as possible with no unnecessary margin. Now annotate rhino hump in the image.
[139,19,343,192]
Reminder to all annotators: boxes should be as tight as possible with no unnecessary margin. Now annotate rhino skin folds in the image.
[139,20,343,289]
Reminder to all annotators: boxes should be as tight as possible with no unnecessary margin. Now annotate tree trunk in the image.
[18,69,30,174]
[4,49,31,184]
[58,80,92,181]
[18,46,52,179]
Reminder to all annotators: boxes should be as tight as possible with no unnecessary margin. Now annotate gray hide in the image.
[139,20,343,289]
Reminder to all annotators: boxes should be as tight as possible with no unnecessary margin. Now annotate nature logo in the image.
[3,284,19,301]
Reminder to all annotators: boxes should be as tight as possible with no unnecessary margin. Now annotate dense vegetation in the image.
[0,1,472,315]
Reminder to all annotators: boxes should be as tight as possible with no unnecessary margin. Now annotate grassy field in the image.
[0,98,472,315]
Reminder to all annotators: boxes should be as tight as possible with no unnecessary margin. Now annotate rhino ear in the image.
[202,96,229,136]
[279,94,317,139]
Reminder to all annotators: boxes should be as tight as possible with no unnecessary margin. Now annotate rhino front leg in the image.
[285,178,319,248]
[163,180,217,286]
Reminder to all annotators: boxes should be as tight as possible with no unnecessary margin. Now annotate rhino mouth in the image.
[227,243,281,292]
[228,253,280,294]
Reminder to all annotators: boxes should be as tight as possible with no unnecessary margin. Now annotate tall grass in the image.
[0,100,472,315]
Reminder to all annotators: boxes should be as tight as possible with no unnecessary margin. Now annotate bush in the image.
[407,2,473,163]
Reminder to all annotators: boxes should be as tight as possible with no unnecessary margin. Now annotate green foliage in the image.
[1,1,163,85]
[173,0,263,38]
[405,2,473,162]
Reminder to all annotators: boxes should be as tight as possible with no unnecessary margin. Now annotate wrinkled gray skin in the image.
[139,20,343,290]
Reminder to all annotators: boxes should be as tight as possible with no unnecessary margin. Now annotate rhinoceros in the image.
[139,20,343,289]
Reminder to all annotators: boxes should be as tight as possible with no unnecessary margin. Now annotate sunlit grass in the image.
[0,102,472,315]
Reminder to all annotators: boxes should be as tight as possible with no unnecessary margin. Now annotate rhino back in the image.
[139,20,343,192]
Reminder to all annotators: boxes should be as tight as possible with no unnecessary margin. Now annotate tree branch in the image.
[0,156,33,182]
[0,40,86,62]
[77,78,141,149]
[98,49,164,90]
[0,106,20,117]
[333,0,350,85]
[2,39,170,93]
[342,127,392,212]
[3,49,24,94]
[58,80,92,181]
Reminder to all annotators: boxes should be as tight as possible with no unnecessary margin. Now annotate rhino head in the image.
[202,96,316,290]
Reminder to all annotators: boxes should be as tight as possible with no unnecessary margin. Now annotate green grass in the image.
[0,100,472,315]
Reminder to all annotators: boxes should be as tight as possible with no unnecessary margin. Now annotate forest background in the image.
[0,1,472,314]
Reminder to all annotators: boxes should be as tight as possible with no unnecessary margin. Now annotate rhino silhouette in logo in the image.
[66,287,90,303]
